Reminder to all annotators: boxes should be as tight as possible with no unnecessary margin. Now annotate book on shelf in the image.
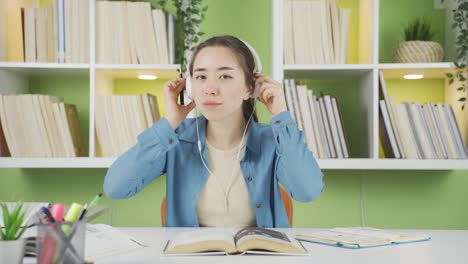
[284,0,350,64]
[1,0,173,63]
[18,0,89,63]
[0,94,85,157]
[296,227,430,249]
[96,0,171,64]
[283,79,349,159]
[332,96,349,158]
[379,100,400,159]
[163,227,308,256]
[95,94,161,157]
[378,71,467,160]
[379,71,403,158]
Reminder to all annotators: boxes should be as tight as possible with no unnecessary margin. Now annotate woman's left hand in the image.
[254,73,288,117]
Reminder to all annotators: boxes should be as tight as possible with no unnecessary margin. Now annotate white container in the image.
[0,238,25,264]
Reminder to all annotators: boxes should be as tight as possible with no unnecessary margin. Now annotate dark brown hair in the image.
[188,35,258,122]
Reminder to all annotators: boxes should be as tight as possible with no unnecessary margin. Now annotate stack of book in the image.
[95,94,160,157]
[22,0,90,63]
[96,1,171,64]
[284,0,351,64]
[379,71,468,159]
[0,94,85,157]
[283,79,349,159]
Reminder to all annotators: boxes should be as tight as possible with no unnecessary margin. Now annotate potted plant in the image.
[392,17,444,63]
[443,0,467,111]
[0,203,28,264]
[157,0,208,73]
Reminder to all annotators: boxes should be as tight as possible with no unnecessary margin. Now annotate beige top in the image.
[196,140,257,227]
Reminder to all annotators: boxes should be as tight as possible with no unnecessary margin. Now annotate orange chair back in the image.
[161,186,293,226]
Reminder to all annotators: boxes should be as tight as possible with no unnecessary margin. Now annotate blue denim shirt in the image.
[104,111,324,227]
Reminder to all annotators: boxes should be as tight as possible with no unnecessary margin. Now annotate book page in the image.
[297,227,430,248]
[164,229,236,254]
[333,227,430,243]
[234,227,307,254]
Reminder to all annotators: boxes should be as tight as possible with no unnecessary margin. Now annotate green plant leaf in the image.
[15,225,28,240]
[1,203,11,232]
[457,86,464,91]
[6,211,24,240]
[459,97,467,102]
[10,203,22,225]
[446,73,453,78]
[449,79,454,85]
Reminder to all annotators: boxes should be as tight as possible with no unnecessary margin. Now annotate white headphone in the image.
[185,38,263,101]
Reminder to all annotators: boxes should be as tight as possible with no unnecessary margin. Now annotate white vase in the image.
[0,238,25,264]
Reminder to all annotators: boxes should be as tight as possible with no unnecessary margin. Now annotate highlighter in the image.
[50,204,65,222]
[62,203,83,235]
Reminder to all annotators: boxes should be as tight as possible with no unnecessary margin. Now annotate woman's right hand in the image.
[164,77,196,130]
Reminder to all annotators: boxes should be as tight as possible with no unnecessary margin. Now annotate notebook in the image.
[295,227,430,249]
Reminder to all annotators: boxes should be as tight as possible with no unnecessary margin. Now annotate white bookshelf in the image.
[0,0,466,170]
[272,0,468,170]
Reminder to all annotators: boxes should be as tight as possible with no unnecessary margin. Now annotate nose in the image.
[202,79,220,96]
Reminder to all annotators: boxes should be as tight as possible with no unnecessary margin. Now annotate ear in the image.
[243,85,253,100]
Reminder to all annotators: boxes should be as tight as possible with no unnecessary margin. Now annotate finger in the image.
[172,78,186,91]
[255,75,280,87]
[182,101,196,115]
[263,84,284,102]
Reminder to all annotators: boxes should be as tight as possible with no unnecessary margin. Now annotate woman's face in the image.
[191,46,251,121]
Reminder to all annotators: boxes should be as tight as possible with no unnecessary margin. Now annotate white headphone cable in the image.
[195,99,257,210]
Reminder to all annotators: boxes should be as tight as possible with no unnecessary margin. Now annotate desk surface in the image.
[91,228,468,264]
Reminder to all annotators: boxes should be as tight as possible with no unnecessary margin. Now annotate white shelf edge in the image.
[94,64,181,70]
[318,159,468,170]
[1,158,467,170]
[0,62,90,69]
[0,158,115,168]
[284,64,374,70]
[379,63,454,69]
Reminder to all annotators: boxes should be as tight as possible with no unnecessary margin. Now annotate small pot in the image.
[392,41,444,63]
[0,238,25,264]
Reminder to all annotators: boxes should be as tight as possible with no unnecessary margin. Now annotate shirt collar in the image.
[178,116,261,155]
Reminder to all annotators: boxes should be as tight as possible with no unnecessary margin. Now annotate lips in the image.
[203,101,222,106]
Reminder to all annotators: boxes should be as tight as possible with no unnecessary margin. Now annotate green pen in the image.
[79,193,103,220]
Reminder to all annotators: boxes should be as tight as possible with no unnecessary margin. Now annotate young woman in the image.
[104,35,324,228]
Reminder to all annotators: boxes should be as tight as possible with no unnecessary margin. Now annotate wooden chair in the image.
[161,185,293,226]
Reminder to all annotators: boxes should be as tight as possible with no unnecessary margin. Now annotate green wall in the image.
[1,0,467,229]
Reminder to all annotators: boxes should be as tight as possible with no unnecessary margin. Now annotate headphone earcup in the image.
[251,83,260,99]
[186,76,193,100]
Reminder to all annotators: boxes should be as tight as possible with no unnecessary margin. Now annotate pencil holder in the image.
[36,221,86,264]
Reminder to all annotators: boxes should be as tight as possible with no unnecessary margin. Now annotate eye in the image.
[194,75,206,80]
[219,75,232,80]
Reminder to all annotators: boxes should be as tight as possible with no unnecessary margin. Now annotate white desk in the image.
[92,228,468,264]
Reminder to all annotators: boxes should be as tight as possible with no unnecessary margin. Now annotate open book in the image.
[296,227,430,249]
[163,227,308,256]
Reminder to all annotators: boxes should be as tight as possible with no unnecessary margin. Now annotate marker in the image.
[40,207,55,223]
[79,193,103,220]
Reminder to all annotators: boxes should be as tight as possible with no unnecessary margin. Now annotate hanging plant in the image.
[443,0,467,111]
[157,0,208,73]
